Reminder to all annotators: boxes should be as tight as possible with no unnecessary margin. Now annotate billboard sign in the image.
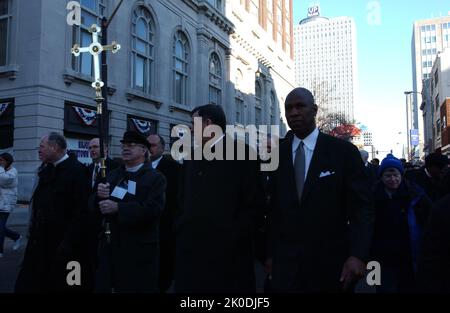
[410,129,419,146]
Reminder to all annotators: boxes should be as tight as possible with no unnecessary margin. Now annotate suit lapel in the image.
[301,132,329,202]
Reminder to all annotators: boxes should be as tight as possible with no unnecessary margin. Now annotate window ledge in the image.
[169,103,191,114]
[63,69,117,95]
[125,88,162,109]
[0,64,19,80]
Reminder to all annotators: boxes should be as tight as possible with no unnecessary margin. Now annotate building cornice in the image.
[231,33,273,68]
[182,0,235,35]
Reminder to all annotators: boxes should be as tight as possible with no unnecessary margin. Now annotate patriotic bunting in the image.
[132,118,152,134]
[0,103,9,117]
[73,106,97,126]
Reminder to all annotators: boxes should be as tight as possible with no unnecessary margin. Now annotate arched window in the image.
[173,31,189,105]
[255,80,262,126]
[235,69,244,124]
[209,53,222,105]
[131,6,155,93]
[72,0,106,76]
[270,91,277,125]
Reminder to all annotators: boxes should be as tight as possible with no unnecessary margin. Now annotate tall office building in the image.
[411,15,450,158]
[294,5,358,122]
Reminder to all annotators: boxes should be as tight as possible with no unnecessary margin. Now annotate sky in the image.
[293,0,450,159]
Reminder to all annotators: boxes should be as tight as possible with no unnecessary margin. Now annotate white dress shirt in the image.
[292,128,319,180]
[151,156,163,169]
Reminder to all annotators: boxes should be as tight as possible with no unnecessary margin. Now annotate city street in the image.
[0,205,28,293]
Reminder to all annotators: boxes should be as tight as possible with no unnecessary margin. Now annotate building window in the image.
[235,69,244,124]
[209,52,222,105]
[173,31,189,105]
[421,26,426,32]
[431,25,436,31]
[72,0,106,76]
[0,0,11,67]
[255,107,262,127]
[131,6,155,94]
[208,0,222,11]
[255,80,262,125]
[267,0,273,37]
[434,70,439,87]
[236,98,244,125]
[270,91,277,125]
[443,23,448,29]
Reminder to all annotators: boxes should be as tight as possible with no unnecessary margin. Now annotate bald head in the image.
[89,137,108,162]
[360,150,369,163]
[284,87,318,139]
[285,88,315,107]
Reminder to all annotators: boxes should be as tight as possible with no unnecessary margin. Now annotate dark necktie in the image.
[294,141,305,203]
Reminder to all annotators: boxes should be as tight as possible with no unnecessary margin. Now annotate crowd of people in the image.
[0,87,449,293]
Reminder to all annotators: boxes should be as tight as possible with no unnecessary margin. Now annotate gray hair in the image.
[47,132,67,150]
[360,150,369,163]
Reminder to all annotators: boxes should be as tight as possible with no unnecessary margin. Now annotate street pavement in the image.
[0,204,374,293]
[0,204,29,293]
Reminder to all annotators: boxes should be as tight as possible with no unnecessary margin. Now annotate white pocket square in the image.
[319,171,335,178]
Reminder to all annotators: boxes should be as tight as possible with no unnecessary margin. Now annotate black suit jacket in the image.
[154,154,181,291]
[87,158,120,192]
[417,194,450,292]
[270,131,374,292]
[175,137,264,293]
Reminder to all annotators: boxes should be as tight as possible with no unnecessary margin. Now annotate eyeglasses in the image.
[121,143,145,149]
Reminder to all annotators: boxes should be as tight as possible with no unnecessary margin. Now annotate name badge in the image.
[128,181,136,195]
[111,186,127,200]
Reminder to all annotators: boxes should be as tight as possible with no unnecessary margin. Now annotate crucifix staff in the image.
[71,24,120,246]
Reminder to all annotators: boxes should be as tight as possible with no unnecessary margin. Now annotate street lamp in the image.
[404,91,422,161]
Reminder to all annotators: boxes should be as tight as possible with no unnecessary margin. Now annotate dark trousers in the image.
[0,212,20,253]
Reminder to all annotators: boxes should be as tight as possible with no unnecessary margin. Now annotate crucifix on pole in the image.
[71,0,123,245]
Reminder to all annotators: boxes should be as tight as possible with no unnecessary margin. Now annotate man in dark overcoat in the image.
[15,132,90,293]
[94,131,166,293]
[174,104,264,293]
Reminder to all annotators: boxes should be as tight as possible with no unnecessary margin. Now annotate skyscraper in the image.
[294,5,358,122]
[411,15,450,158]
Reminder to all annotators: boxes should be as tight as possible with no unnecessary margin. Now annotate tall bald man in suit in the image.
[268,88,374,292]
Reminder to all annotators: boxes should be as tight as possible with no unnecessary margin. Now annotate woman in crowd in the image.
[0,153,22,258]
[371,154,431,293]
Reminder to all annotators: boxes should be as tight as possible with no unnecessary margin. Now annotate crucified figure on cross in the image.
[71,24,120,99]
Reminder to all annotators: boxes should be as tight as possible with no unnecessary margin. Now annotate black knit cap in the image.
[0,152,13,168]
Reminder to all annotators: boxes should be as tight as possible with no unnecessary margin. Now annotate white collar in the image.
[152,156,163,169]
[126,163,144,173]
[53,154,69,166]
[292,128,319,153]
